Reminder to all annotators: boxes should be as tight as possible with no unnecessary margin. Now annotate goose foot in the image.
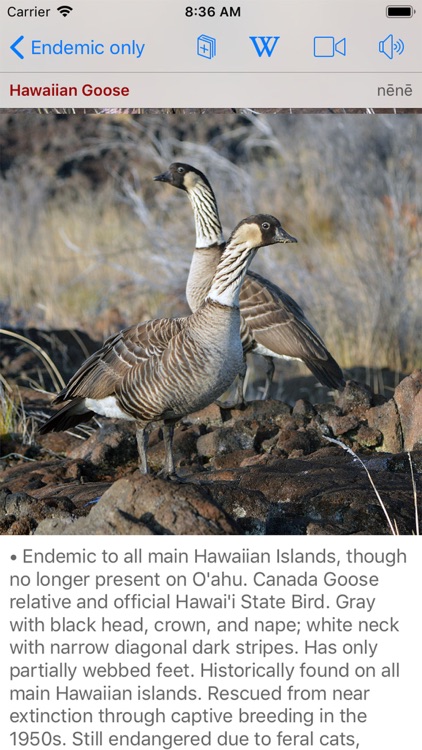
[156,469,192,484]
[215,397,246,410]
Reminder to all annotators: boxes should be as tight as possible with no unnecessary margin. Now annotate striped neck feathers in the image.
[207,241,257,307]
[187,181,224,249]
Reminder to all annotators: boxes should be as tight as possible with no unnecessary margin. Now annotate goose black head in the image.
[229,214,298,249]
[154,163,212,192]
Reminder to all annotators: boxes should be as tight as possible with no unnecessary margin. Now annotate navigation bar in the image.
[1,0,421,107]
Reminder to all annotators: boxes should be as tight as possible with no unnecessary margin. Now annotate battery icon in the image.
[386,5,414,16]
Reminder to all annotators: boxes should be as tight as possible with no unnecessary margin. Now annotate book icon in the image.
[197,34,216,59]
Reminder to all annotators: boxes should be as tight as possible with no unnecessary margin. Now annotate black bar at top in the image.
[386,5,413,16]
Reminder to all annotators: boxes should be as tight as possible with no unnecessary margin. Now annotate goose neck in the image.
[207,241,257,308]
[187,183,224,248]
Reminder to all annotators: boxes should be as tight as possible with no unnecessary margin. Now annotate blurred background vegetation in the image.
[0,112,421,389]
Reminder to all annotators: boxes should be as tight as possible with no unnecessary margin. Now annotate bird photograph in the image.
[0,112,420,535]
[39,215,298,477]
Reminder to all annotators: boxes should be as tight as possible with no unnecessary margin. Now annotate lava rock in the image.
[336,380,374,417]
[393,370,422,450]
[197,425,256,458]
[35,473,237,535]
[367,401,402,453]
[183,403,223,428]
[69,423,137,469]
[353,424,383,448]
[292,399,317,419]
[324,413,360,437]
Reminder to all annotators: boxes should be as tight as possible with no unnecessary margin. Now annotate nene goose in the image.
[154,163,344,399]
[40,215,297,476]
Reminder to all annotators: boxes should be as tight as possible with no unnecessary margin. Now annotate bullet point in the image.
[11,554,16,560]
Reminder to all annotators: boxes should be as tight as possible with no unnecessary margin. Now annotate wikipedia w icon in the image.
[249,36,280,57]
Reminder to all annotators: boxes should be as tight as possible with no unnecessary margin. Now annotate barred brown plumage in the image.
[154,163,345,398]
[40,215,297,477]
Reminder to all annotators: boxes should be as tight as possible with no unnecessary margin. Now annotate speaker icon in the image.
[378,34,405,59]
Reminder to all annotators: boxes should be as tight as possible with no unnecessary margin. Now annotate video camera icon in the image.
[313,36,346,57]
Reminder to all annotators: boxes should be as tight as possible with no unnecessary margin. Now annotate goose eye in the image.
[262,222,270,230]
[177,167,185,174]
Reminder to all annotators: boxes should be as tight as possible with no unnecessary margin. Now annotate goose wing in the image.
[115,325,204,423]
[54,317,188,403]
[240,271,344,389]
[241,270,328,359]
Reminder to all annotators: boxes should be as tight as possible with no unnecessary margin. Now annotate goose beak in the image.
[275,226,298,244]
[153,170,171,183]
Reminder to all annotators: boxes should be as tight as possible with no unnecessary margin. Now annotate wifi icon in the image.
[57,5,73,16]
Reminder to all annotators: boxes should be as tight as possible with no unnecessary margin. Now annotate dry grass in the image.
[0,330,65,391]
[0,382,36,446]
[0,114,421,373]
[409,452,419,536]
[323,435,398,535]
[323,436,420,536]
